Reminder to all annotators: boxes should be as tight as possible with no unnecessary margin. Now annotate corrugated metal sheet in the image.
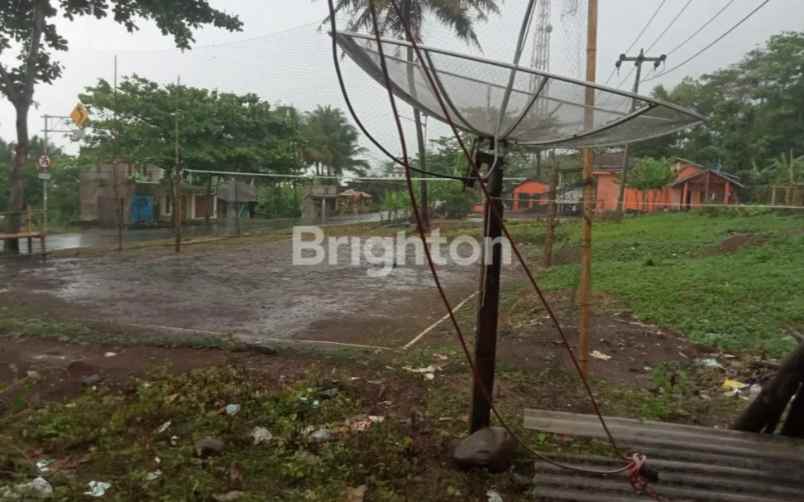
[522,409,804,501]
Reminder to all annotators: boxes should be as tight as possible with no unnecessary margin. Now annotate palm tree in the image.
[326,0,501,230]
[771,150,804,206]
[302,105,370,177]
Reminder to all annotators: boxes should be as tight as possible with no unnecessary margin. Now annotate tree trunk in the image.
[734,341,804,434]
[6,102,31,254]
[5,1,47,254]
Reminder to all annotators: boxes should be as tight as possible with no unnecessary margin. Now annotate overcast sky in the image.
[2,0,801,169]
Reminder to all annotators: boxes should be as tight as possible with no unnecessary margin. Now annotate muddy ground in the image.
[0,235,482,350]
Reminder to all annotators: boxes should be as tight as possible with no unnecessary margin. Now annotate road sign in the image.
[38,155,50,171]
[38,173,51,180]
[70,103,89,128]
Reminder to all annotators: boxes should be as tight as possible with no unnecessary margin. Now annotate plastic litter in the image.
[486,489,503,502]
[85,481,111,497]
[722,379,748,391]
[14,477,53,499]
[224,404,241,416]
[403,365,440,380]
[145,470,162,482]
[697,358,724,369]
[104,352,118,358]
[590,350,612,361]
[251,427,273,446]
[155,421,171,434]
[36,459,54,473]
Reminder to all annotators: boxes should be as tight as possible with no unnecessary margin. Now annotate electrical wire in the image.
[646,0,694,53]
[643,0,772,83]
[664,0,737,56]
[603,0,668,85]
[345,0,655,484]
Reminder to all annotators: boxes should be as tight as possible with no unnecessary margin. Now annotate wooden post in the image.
[118,197,124,252]
[470,148,504,433]
[578,0,598,377]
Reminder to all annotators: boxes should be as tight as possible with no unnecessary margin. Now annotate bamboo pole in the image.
[578,0,598,377]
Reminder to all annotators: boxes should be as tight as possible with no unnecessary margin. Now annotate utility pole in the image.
[615,50,666,217]
[174,75,182,254]
[40,114,72,254]
[578,0,598,378]
[470,143,505,432]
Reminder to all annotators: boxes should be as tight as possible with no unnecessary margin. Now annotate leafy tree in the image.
[0,0,242,252]
[325,0,501,230]
[0,136,78,225]
[79,75,303,176]
[302,105,369,177]
[634,31,804,195]
[622,157,674,211]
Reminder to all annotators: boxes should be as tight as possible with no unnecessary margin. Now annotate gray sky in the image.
[2,0,801,169]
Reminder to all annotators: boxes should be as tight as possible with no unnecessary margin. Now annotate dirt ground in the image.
[0,235,480,350]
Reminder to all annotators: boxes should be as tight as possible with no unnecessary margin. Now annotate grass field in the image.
[524,210,804,356]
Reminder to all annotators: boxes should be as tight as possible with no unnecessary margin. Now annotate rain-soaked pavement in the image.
[0,233,481,348]
[1,212,390,255]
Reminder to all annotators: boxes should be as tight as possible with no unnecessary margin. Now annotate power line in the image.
[73,20,320,54]
[664,0,737,56]
[604,0,668,85]
[645,0,694,52]
[643,0,771,83]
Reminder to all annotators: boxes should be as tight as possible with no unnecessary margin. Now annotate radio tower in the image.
[530,0,553,112]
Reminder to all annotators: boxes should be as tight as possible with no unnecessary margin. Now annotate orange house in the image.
[511,179,551,212]
[594,159,742,213]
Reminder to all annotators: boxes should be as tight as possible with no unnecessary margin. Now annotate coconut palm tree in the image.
[302,105,370,177]
[325,0,501,230]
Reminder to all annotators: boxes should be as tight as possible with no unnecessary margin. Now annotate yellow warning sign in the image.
[70,103,89,128]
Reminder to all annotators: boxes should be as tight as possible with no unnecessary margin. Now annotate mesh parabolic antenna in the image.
[334,32,705,149]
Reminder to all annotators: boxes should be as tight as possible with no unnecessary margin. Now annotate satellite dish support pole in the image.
[470,143,505,432]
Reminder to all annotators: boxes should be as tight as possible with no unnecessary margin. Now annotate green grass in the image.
[529,211,804,356]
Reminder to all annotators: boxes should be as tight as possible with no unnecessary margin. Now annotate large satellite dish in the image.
[334,32,704,149]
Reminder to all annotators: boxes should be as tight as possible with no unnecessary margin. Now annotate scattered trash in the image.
[722,379,748,391]
[697,358,724,369]
[590,350,612,361]
[251,427,273,446]
[103,352,118,358]
[346,485,368,502]
[35,459,54,473]
[145,470,162,482]
[11,476,53,499]
[319,387,339,400]
[722,354,737,359]
[81,374,102,386]
[348,415,385,432]
[170,435,179,446]
[213,492,245,502]
[309,428,332,443]
[26,370,42,381]
[403,365,440,380]
[85,481,111,497]
[224,404,241,416]
[155,421,172,434]
[486,489,504,502]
